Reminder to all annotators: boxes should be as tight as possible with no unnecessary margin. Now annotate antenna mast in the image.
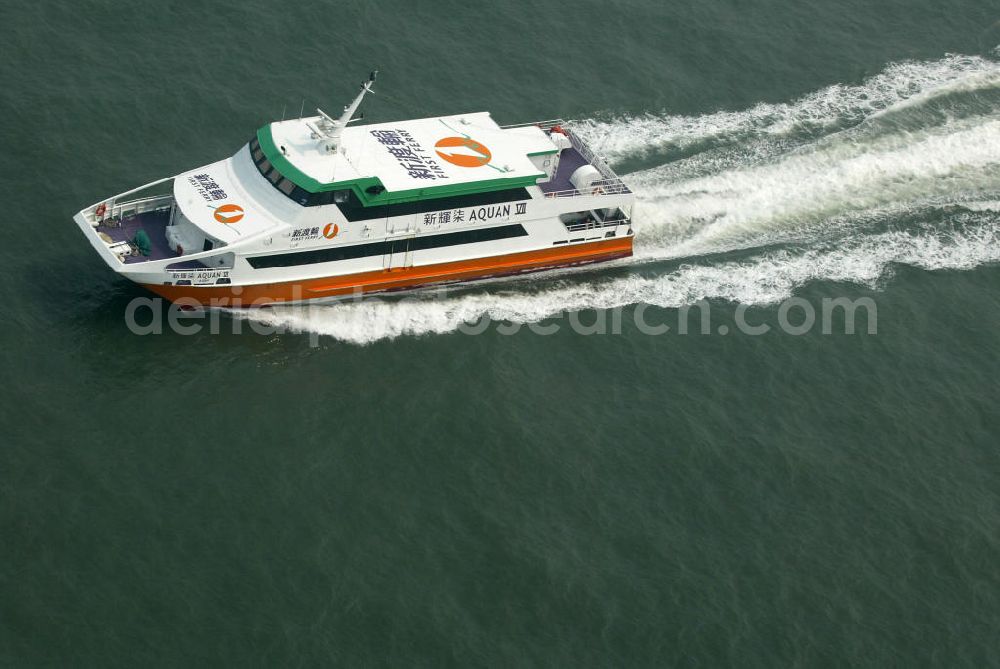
[311,70,378,153]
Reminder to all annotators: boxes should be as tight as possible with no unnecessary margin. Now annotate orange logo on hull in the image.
[214,204,244,224]
[323,223,340,239]
[435,136,492,168]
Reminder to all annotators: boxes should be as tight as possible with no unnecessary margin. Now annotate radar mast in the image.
[310,70,378,153]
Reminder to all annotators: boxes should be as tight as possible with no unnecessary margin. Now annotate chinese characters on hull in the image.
[422,202,527,226]
[289,202,529,244]
[189,173,228,202]
[371,129,448,181]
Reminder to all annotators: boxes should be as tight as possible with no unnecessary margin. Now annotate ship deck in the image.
[539,147,589,195]
[95,209,180,264]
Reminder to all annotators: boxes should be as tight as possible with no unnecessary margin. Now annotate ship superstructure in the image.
[73,74,634,306]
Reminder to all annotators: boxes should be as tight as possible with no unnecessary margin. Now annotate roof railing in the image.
[562,216,631,233]
[564,127,621,182]
[500,118,567,131]
[85,194,174,226]
[503,119,628,196]
[107,195,173,224]
[543,178,631,199]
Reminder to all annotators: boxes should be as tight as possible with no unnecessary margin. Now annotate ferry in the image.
[73,73,634,306]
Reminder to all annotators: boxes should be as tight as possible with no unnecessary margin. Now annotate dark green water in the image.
[3,1,1000,665]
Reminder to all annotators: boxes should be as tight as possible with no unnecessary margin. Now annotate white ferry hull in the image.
[141,235,633,306]
[74,100,637,307]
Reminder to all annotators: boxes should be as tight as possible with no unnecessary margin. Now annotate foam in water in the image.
[243,214,1000,344]
[961,201,1000,212]
[577,53,1000,162]
[239,52,1000,344]
[632,114,1000,258]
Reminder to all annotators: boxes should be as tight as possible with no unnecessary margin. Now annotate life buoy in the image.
[95,203,107,218]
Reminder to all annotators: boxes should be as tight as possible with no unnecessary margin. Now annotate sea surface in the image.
[2,0,1000,665]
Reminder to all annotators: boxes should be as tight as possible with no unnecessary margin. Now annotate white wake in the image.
[579,52,1000,162]
[240,52,1000,344]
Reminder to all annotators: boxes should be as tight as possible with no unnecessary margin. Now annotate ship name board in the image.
[423,202,527,226]
[168,268,231,285]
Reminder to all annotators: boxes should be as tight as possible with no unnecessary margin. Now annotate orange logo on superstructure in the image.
[214,204,245,224]
[323,223,340,239]
[435,137,492,168]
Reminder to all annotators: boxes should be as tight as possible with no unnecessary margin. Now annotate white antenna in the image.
[312,70,378,153]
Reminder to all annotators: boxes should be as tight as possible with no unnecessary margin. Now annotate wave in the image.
[237,52,1000,345]
[630,114,1000,258]
[242,213,1000,344]
[577,52,1000,163]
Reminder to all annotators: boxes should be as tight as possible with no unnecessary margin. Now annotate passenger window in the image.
[559,211,590,224]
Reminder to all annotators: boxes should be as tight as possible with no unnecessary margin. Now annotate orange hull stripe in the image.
[144,236,633,306]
